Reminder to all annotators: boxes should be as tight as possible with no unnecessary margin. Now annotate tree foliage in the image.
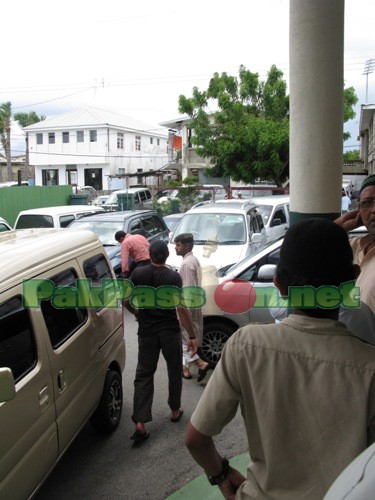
[178,65,289,186]
[343,86,359,142]
[0,102,13,182]
[14,111,46,127]
[343,149,360,162]
[179,66,359,186]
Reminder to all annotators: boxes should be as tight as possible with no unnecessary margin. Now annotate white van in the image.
[0,228,125,499]
[103,187,154,210]
[167,202,266,271]
[14,205,104,229]
[250,195,290,243]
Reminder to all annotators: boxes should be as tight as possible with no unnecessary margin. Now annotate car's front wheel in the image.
[200,321,237,366]
[90,370,123,433]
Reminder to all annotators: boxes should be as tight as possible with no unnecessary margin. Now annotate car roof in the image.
[187,203,259,214]
[0,229,101,288]
[250,195,290,204]
[109,187,150,194]
[68,209,157,222]
[16,205,104,216]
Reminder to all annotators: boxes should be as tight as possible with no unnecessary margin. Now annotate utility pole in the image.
[363,58,375,103]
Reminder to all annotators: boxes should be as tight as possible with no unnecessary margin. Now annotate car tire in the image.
[90,370,123,433]
[200,321,237,366]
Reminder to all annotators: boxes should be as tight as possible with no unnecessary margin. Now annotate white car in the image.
[167,202,267,272]
[249,195,290,243]
[0,217,12,232]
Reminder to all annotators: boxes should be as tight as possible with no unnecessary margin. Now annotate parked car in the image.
[103,188,154,211]
[158,185,227,204]
[14,205,104,229]
[166,202,267,272]
[200,225,369,366]
[0,217,12,232]
[68,210,169,275]
[163,213,185,234]
[249,195,290,243]
[0,228,125,499]
[92,195,110,206]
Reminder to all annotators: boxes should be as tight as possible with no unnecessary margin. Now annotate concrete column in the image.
[289,0,345,223]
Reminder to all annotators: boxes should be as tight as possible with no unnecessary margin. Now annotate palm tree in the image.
[0,102,13,182]
[14,111,46,180]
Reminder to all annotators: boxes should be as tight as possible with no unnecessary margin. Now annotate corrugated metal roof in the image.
[24,106,167,136]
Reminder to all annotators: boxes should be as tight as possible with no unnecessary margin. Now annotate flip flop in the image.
[130,431,150,443]
[170,408,184,422]
[183,369,192,379]
[197,365,210,383]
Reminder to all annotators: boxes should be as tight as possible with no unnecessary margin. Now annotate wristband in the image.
[206,458,229,485]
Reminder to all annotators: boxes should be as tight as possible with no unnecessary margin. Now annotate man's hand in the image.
[218,467,246,499]
[334,209,362,232]
[187,337,198,357]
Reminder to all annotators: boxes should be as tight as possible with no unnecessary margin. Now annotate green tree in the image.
[343,86,359,142]
[343,149,360,162]
[178,65,289,186]
[14,111,46,177]
[0,102,13,182]
[179,67,359,186]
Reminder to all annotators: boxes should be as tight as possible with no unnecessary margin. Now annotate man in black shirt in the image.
[126,240,198,442]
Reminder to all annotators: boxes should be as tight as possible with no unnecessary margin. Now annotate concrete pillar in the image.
[289,0,345,223]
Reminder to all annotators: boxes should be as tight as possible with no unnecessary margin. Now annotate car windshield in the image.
[105,192,122,204]
[69,220,124,245]
[173,213,246,244]
[255,204,273,224]
[219,238,283,276]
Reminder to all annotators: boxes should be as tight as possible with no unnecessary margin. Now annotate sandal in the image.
[183,367,192,379]
[170,408,184,422]
[197,364,211,383]
[130,430,150,443]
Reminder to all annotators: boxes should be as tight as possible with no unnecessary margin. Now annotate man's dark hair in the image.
[149,240,169,264]
[115,230,126,242]
[276,218,357,317]
[174,233,194,248]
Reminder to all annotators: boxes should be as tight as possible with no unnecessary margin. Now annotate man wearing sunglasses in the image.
[335,174,375,312]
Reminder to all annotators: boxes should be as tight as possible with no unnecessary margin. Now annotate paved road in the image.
[35,310,248,500]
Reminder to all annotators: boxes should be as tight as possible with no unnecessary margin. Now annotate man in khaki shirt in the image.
[185,218,375,499]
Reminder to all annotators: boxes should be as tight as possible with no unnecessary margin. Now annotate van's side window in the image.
[139,191,147,202]
[59,215,75,228]
[83,254,115,310]
[0,296,37,382]
[41,269,88,349]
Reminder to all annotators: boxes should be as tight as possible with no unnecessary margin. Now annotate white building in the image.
[24,107,169,190]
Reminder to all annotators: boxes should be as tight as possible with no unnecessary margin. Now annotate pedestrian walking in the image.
[125,240,198,443]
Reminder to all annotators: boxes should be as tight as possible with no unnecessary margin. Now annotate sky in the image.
[2,0,374,154]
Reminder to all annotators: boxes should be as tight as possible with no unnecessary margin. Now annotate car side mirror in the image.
[0,368,16,402]
[251,233,262,244]
[257,264,277,281]
[271,218,281,227]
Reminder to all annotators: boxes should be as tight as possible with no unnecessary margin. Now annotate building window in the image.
[36,133,43,145]
[118,168,125,175]
[62,132,69,143]
[137,168,143,184]
[48,132,55,144]
[150,137,153,144]
[77,130,84,142]
[90,130,97,142]
[135,135,141,151]
[42,169,59,186]
[117,133,124,149]
[157,138,160,146]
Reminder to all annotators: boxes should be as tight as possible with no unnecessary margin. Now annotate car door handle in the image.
[58,369,67,392]
[39,385,50,409]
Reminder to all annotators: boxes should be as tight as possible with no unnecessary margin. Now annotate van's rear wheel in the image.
[200,322,236,367]
[90,370,123,433]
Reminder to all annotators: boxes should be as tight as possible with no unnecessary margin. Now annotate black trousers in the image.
[133,329,183,423]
